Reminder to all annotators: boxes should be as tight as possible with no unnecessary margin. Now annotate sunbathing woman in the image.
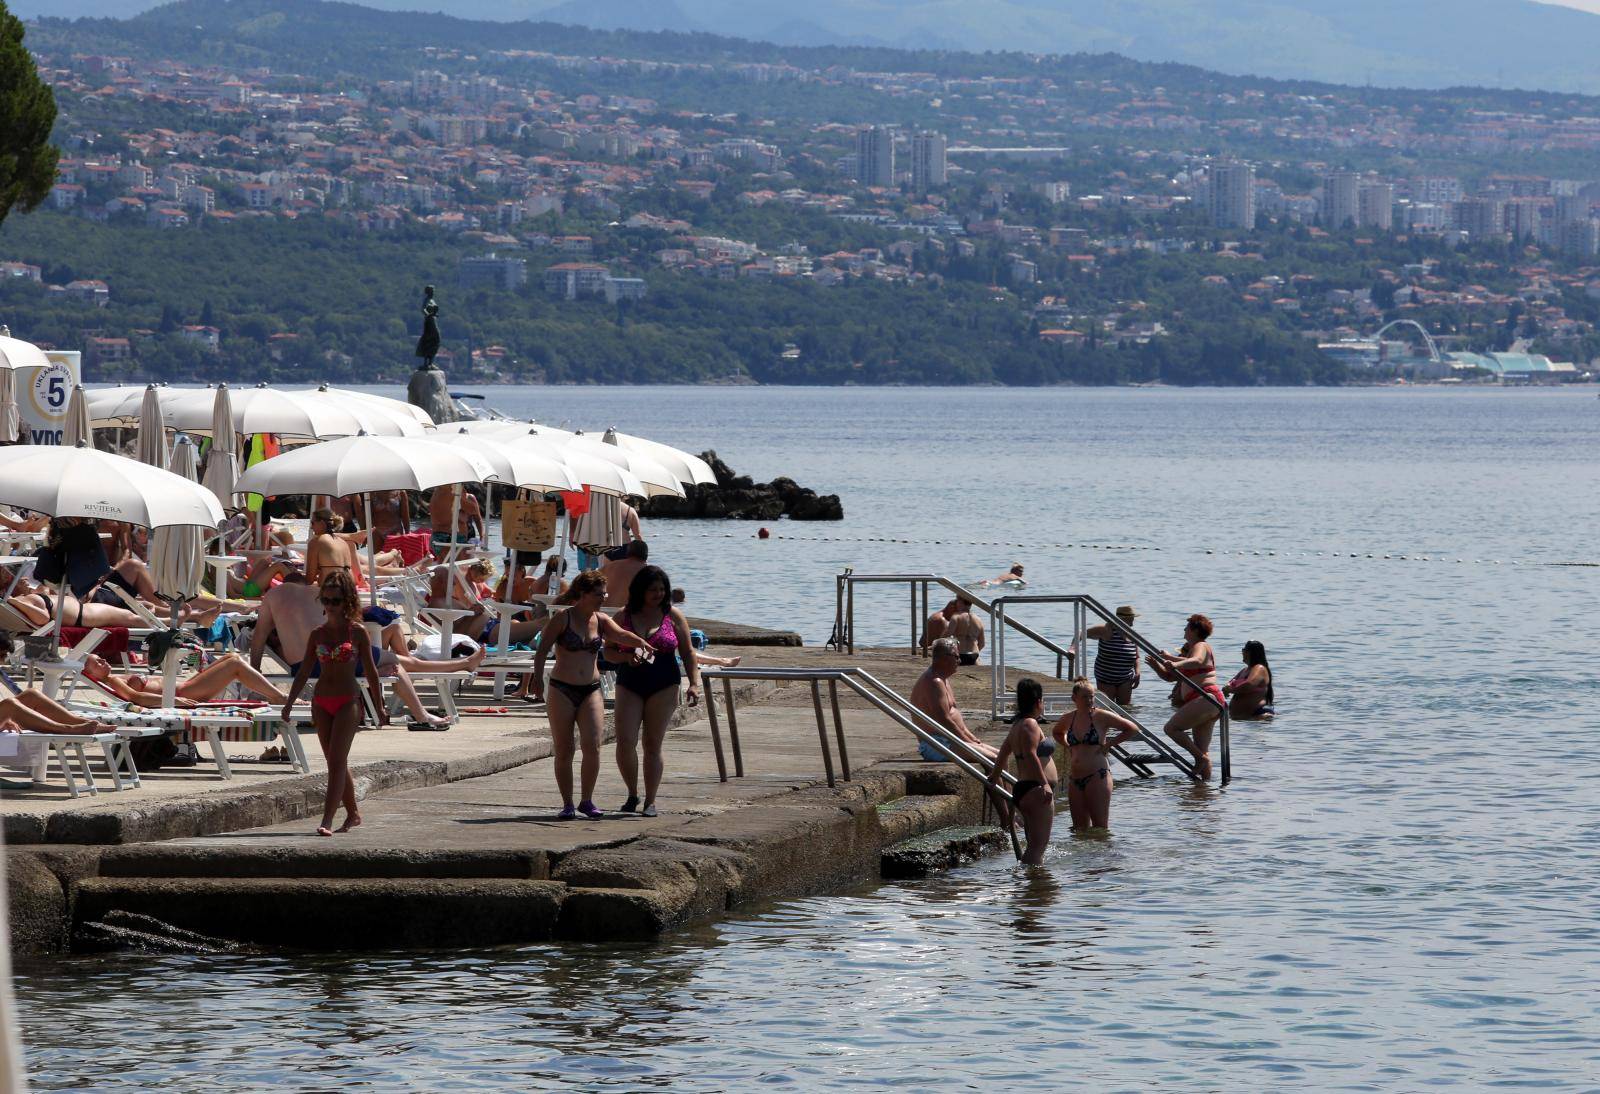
[986,677,1055,866]
[1147,613,1226,779]
[529,570,653,820]
[281,571,387,836]
[1052,679,1140,830]
[0,690,116,734]
[7,579,219,631]
[83,651,287,709]
[1223,640,1275,719]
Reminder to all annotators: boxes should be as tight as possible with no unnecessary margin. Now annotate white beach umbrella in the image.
[148,385,393,442]
[236,434,500,605]
[0,370,19,444]
[602,427,717,487]
[567,435,684,499]
[136,385,167,469]
[152,438,208,706]
[85,385,156,426]
[200,384,239,506]
[0,443,225,529]
[427,429,581,493]
[62,385,92,449]
[297,385,434,427]
[288,385,428,437]
[0,443,225,637]
[0,334,50,372]
[497,428,645,498]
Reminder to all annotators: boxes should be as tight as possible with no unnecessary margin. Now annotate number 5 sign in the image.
[20,351,81,446]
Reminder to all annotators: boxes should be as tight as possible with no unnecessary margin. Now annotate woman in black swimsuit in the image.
[987,678,1056,866]
[530,571,653,820]
[607,565,700,818]
[1053,678,1141,831]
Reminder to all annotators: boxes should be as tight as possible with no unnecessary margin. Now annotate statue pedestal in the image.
[408,367,458,425]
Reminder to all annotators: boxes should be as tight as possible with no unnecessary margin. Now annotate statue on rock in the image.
[407,284,458,424]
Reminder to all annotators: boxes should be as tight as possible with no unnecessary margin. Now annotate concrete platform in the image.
[7,644,1074,951]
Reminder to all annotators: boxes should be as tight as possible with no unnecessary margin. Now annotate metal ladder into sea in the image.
[831,571,1231,785]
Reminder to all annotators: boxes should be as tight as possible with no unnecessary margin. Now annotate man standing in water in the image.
[910,638,998,762]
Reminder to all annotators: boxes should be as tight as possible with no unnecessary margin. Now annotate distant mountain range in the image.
[20,0,1600,94]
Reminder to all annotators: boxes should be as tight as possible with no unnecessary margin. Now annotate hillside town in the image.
[17,23,1600,382]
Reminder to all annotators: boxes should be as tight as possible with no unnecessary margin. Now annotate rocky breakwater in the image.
[640,452,842,521]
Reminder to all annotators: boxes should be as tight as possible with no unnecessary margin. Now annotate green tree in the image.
[0,7,58,229]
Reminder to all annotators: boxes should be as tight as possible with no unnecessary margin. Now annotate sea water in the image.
[16,386,1600,1089]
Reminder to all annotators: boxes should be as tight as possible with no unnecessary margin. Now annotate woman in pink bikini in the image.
[608,565,701,818]
[1147,613,1225,779]
[281,570,387,836]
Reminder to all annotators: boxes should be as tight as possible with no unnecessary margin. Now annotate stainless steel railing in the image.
[699,665,1023,860]
[991,593,1231,785]
[832,570,1075,679]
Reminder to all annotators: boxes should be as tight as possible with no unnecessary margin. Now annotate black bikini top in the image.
[1064,710,1101,747]
[558,610,603,654]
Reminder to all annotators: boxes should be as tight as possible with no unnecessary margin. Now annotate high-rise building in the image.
[1207,161,1256,229]
[1557,218,1600,257]
[855,125,895,188]
[1413,176,1464,204]
[1321,172,1360,228]
[1453,198,1506,241]
[1503,198,1545,241]
[909,131,947,192]
[1357,183,1394,230]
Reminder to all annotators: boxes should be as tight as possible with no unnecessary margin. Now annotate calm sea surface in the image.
[17,386,1600,1090]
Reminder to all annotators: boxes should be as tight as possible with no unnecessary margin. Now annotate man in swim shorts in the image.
[910,638,998,762]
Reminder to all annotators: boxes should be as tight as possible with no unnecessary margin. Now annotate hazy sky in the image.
[19,0,1600,14]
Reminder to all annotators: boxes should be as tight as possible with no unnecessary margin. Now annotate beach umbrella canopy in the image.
[428,429,581,493]
[201,384,239,506]
[497,428,645,498]
[295,385,433,427]
[0,334,51,372]
[136,385,167,469]
[286,385,428,437]
[567,435,684,498]
[0,443,224,529]
[235,434,499,498]
[602,427,717,488]
[62,385,92,449]
[84,385,156,426]
[0,370,19,444]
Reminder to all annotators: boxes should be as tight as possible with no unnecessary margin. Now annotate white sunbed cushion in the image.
[413,634,480,661]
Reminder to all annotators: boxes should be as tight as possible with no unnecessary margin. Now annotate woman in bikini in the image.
[6,579,214,632]
[529,570,653,820]
[1053,678,1141,830]
[281,571,387,836]
[1223,640,1275,719]
[986,677,1056,866]
[608,565,700,818]
[83,651,287,708]
[1147,613,1226,779]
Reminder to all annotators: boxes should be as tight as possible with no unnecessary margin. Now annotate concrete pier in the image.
[7,645,1040,953]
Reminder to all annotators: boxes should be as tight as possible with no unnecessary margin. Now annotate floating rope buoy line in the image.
[638,530,1593,569]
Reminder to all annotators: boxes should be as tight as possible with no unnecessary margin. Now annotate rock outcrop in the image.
[640,451,843,521]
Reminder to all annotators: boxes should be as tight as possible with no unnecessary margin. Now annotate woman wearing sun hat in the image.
[1085,604,1141,706]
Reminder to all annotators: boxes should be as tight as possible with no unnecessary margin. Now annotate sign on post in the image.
[500,499,558,553]
[19,351,82,446]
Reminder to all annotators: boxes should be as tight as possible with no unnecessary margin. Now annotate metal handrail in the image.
[699,665,1023,860]
[991,593,1231,785]
[833,571,1075,679]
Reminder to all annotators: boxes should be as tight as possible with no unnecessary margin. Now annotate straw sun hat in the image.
[1115,605,1138,620]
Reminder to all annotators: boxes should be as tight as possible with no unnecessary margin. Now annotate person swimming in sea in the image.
[976,562,1026,588]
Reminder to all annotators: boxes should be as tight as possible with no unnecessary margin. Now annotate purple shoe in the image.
[577,800,604,819]
[557,804,578,820]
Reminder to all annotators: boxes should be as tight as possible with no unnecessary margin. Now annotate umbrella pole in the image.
[444,487,462,572]
[363,493,378,610]
[161,599,182,709]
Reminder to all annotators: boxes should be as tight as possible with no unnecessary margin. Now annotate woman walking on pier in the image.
[988,678,1055,865]
[281,571,387,837]
[1147,613,1225,779]
[530,571,654,820]
[1054,679,1140,830]
[610,565,700,818]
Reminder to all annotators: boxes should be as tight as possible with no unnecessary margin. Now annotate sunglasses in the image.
[319,596,343,606]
